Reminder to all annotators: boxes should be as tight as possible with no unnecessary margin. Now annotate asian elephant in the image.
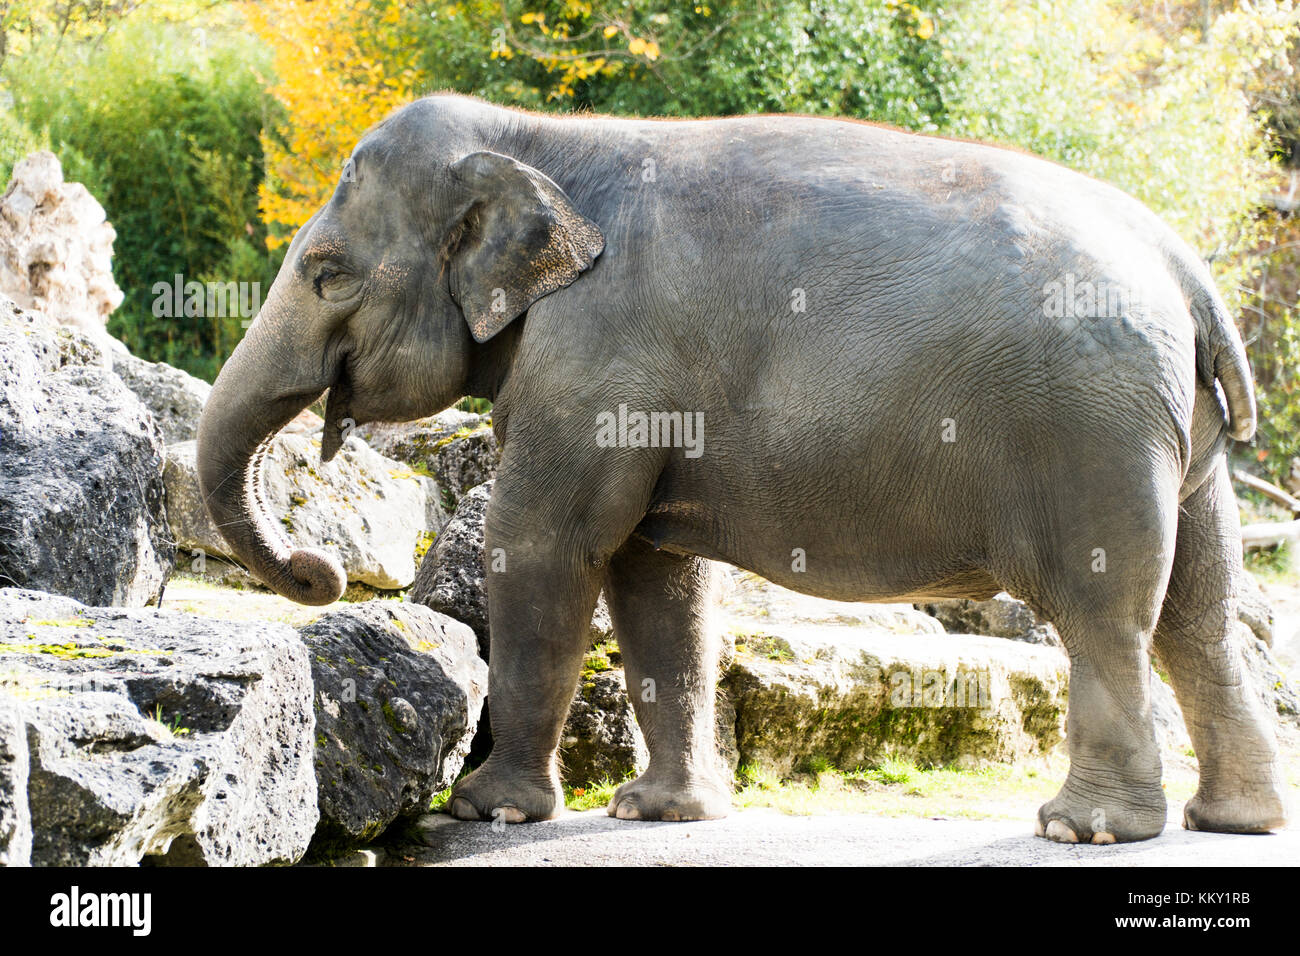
[197,93,1289,843]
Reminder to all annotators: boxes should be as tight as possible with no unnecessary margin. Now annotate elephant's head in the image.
[197,100,604,605]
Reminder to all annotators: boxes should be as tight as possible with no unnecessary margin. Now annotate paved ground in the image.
[385,808,1299,867]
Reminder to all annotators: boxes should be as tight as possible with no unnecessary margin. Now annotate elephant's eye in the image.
[314,268,343,297]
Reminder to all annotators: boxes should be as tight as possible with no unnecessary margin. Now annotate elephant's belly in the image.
[632,500,1003,605]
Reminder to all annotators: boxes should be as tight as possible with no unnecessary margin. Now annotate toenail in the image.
[1045,820,1079,843]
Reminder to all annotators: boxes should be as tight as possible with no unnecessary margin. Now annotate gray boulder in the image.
[300,601,487,851]
[164,432,446,591]
[0,297,173,606]
[915,579,1291,735]
[1237,573,1275,647]
[0,696,31,866]
[1237,624,1300,726]
[0,151,124,354]
[915,593,1062,647]
[1150,673,1192,752]
[0,587,317,866]
[408,480,612,657]
[357,409,499,508]
[561,667,647,786]
[720,625,1069,775]
[111,352,211,445]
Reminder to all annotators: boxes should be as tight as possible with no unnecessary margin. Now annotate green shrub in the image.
[0,98,48,188]
[4,15,281,379]
[417,0,950,127]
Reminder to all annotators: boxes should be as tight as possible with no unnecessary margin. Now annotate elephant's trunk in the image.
[196,325,347,606]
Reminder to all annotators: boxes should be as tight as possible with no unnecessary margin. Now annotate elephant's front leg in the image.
[447,437,662,824]
[448,519,603,823]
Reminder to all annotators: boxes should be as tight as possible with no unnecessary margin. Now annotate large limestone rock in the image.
[562,666,647,786]
[0,588,318,866]
[716,573,1072,772]
[408,480,613,657]
[0,297,173,606]
[0,152,123,354]
[1238,624,1300,726]
[164,432,447,591]
[1237,573,1275,647]
[358,410,499,508]
[111,352,211,445]
[914,593,1062,647]
[0,697,31,866]
[721,626,1069,775]
[300,602,487,852]
[915,578,1294,737]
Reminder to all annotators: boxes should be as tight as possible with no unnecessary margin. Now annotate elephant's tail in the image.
[1170,248,1256,442]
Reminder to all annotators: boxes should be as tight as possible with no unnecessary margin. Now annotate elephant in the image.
[197,93,1289,844]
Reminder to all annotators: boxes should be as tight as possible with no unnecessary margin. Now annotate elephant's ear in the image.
[447,150,604,343]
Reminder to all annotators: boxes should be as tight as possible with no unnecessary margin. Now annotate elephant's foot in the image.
[1035,774,1166,844]
[447,761,563,824]
[607,772,732,822]
[1183,778,1289,834]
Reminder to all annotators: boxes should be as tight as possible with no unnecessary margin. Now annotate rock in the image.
[163,432,447,590]
[0,587,317,866]
[915,593,1062,647]
[0,695,31,866]
[357,410,499,507]
[408,480,613,656]
[1237,573,1275,647]
[299,602,487,851]
[0,297,173,606]
[111,352,211,445]
[720,568,947,636]
[1236,623,1300,727]
[1150,672,1192,753]
[302,846,386,867]
[914,578,1294,730]
[0,152,124,355]
[720,626,1069,775]
[409,483,493,644]
[561,668,647,786]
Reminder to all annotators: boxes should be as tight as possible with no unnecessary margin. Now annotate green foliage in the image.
[417,0,949,127]
[563,774,626,810]
[0,97,47,187]
[3,13,281,380]
[3,0,1298,441]
[1256,303,1300,481]
[1244,541,1295,581]
[940,1,1295,266]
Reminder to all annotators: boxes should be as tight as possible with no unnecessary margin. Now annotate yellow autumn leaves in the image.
[241,0,421,246]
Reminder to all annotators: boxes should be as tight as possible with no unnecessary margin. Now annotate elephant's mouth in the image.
[320,364,355,464]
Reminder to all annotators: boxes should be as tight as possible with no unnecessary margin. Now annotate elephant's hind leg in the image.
[1152,459,1288,833]
[1015,455,1179,844]
[605,535,732,821]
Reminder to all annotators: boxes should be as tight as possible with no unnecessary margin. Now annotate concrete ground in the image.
[382,808,1299,867]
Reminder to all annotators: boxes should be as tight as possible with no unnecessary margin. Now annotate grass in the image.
[565,776,625,811]
[1245,542,1297,585]
[150,704,191,737]
[732,754,1206,822]
[163,574,331,627]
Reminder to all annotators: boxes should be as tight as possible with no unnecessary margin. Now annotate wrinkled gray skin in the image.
[198,94,1289,843]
